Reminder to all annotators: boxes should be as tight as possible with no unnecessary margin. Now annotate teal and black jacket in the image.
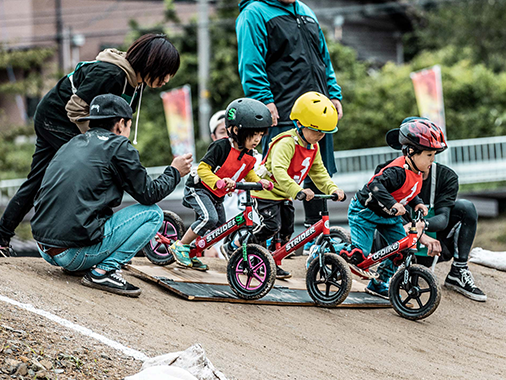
[236,0,341,175]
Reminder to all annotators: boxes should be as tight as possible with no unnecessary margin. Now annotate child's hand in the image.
[391,202,406,216]
[171,153,193,177]
[415,203,429,216]
[259,179,273,190]
[301,188,315,201]
[332,189,346,201]
[222,178,236,190]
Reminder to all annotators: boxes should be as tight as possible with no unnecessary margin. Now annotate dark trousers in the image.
[302,177,324,227]
[416,199,478,267]
[0,123,72,242]
[252,198,295,247]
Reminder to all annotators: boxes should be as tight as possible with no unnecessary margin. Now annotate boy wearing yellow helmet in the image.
[221,92,345,279]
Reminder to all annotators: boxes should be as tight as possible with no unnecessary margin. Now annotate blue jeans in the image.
[38,204,163,272]
[336,198,406,283]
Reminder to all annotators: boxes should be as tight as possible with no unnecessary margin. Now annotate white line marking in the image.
[0,294,148,361]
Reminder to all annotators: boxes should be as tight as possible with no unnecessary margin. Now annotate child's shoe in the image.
[190,256,209,271]
[302,240,315,256]
[276,265,292,279]
[220,241,236,260]
[365,279,389,300]
[444,264,487,302]
[169,241,192,267]
[305,245,319,270]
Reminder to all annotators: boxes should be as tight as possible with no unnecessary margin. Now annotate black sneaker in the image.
[444,265,487,302]
[220,242,236,260]
[81,270,142,297]
[276,265,292,280]
[0,238,14,257]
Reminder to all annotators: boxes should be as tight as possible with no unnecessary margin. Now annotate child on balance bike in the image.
[222,91,346,279]
[326,119,447,298]
[169,98,273,270]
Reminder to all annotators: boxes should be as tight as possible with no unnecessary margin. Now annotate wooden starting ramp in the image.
[127,260,391,308]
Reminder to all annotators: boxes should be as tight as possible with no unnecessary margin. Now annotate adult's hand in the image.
[331,99,343,120]
[171,153,193,177]
[419,234,442,257]
[266,102,279,126]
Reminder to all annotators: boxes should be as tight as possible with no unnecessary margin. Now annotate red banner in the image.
[410,65,446,134]
[161,85,195,157]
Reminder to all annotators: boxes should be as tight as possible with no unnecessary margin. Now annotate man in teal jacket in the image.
[236,0,343,228]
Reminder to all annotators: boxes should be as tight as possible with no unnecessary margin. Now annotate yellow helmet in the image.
[289,91,338,133]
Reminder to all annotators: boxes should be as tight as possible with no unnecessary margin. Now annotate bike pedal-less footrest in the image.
[349,264,380,280]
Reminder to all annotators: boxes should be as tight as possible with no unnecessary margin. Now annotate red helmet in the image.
[399,119,447,153]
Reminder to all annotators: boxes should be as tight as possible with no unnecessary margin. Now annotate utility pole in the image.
[55,0,64,72]
[198,0,211,142]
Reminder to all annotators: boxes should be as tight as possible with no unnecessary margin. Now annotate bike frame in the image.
[353,210,423,277]
[154,187,257,257]
[271,195,333,265]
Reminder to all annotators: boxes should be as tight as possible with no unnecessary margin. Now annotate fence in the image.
[1,135,506,204]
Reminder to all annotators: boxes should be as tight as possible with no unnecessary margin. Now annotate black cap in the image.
[78,94,133,121]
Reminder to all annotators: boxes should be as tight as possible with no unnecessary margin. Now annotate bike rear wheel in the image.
[143,211,185,266]
[389,264,441,320]
[227,244,276,300]
[306,252,352,307]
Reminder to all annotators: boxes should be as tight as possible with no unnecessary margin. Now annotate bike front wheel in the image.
[389,264,441,320]
[227,244,276,300]
[143,211,185,266]
[306,252,352,307]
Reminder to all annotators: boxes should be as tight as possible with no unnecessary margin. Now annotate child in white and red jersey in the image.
[169,98,272,271]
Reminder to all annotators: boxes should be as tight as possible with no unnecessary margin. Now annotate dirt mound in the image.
[1,256,505,380]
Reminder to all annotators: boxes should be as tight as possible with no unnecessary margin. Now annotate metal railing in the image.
[1,135,506,204]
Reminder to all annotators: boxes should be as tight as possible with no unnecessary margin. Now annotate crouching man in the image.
[31,94,192,297]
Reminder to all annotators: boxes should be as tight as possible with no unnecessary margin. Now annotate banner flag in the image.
[410,65,446,134]
[161,85,195,157]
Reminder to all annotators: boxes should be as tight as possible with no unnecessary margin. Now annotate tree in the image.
[411,0,506,72]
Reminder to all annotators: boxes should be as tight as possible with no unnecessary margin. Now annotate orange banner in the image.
[410,65,446,134]
[161,85,195,157]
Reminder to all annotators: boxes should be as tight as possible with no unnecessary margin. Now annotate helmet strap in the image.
[406,152,421,173]
[296,125,311,148]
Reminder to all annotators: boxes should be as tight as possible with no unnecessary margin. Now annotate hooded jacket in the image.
[31,128,181,247]
[236,0,341,175]
[34,49,141,136]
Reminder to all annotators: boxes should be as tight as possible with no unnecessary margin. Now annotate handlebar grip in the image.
[340,193,347,202]
[216,179,226,190]
[295,191,306,201]
[264,181,274,191]
[235,182,263,191]
[391,207,398,215]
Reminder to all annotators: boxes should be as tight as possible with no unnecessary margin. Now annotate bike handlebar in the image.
[295,192,347,202]
[215,180,265,191]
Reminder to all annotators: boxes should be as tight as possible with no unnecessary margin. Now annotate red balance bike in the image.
[251,192,353,307]
[143,182,278,300]
[326,209,441,320]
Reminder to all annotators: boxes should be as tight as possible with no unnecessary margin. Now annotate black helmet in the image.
[225,98,272,129]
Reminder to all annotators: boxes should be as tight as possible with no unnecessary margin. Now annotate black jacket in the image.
[31,128,180,247]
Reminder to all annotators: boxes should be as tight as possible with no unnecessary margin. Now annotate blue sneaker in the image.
[169,241,192,267]
[365,279,389,300]
[305,245,319,270]
[303,240,315,256]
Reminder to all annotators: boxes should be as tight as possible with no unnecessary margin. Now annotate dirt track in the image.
[1,256,505,380]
